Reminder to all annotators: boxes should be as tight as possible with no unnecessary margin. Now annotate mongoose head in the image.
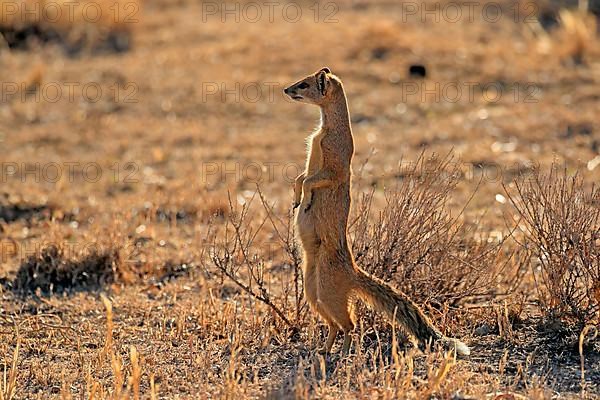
[283,67,341,106]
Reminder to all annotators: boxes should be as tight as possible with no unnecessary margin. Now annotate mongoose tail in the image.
[353,269,470,356]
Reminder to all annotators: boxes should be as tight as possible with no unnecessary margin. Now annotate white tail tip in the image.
[445,338,470,356]
[455,340,470,356]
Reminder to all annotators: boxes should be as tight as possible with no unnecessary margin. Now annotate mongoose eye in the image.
[297,82,309,89]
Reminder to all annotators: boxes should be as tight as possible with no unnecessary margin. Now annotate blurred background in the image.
[1,0,599,206]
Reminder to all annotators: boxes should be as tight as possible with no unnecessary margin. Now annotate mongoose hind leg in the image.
[318,322,339,354]
[317,287,355,355]
[341,331,352,355]
[304,254,339,348]
[304,265,327,319]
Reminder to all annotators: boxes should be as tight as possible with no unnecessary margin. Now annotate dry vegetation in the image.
[506,167,600,324]
[1,0,600,398]
[0,0,136,53]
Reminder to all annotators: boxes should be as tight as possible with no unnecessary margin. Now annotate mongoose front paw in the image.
[303,192,314,212]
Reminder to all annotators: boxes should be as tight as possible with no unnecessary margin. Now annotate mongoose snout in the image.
[283,86,303,100]
[284,67,333,105]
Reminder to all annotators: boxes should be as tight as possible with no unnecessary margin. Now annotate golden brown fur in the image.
[284,68,469,356]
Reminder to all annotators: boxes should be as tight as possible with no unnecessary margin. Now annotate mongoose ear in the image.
[320,67,331,74]
[317,70,330,96]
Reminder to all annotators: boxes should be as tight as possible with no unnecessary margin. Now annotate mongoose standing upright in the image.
[283,68,470,356]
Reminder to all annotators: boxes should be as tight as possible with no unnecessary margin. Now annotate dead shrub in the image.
[207,190,305,330]
[505,165,600,325]
[0,202,50,224]
[12,244,121,294]
[0,0,136,54]
[351,154,518,312]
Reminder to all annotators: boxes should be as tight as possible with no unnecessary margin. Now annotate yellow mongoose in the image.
[284,67,470,356]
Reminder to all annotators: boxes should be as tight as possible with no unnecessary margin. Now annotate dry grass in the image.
[506,165,600,325]
[1,0,600,398]
[556,9,598,65]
